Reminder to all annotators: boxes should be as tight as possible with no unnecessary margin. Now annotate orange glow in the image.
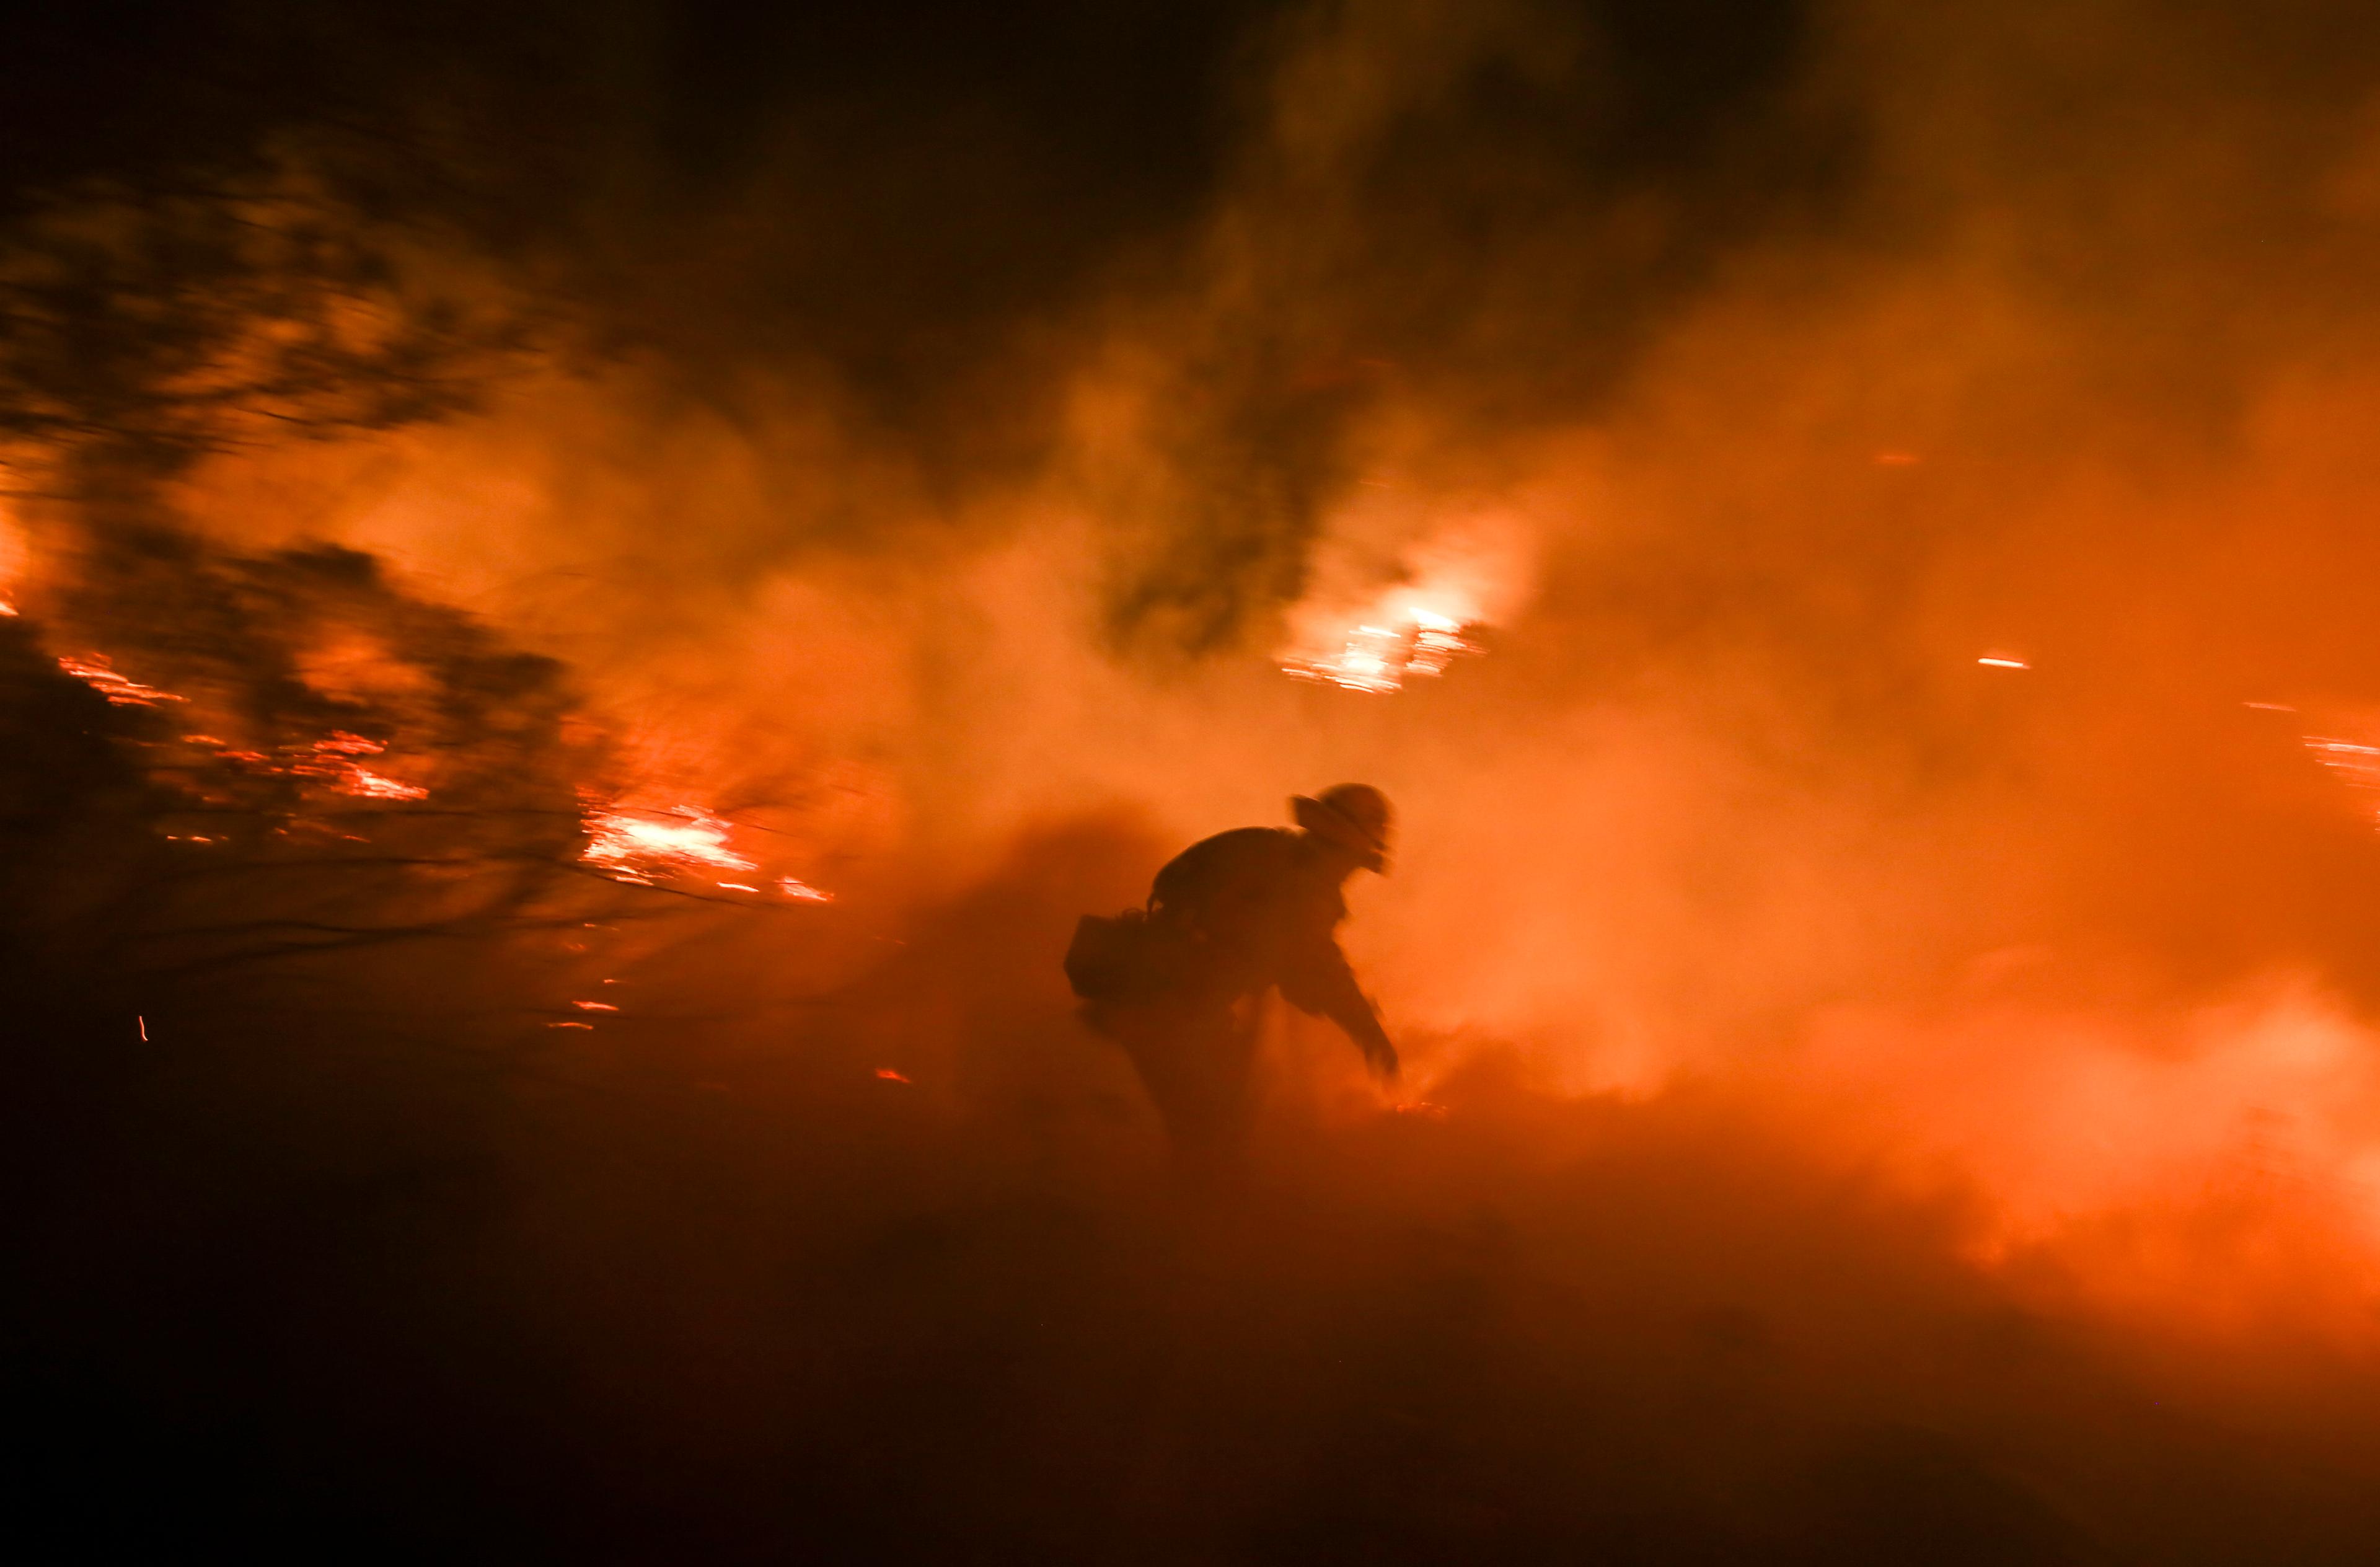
[875,1068,911,1084]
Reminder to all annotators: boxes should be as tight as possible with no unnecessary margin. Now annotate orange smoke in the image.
[36,0,2380,1397]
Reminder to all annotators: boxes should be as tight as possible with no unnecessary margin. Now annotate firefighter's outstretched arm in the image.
[1282,938,1400,1080]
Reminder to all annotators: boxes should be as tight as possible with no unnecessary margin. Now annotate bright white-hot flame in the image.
[578,799,836,901]
[337,766,430,801]
[1278,516,1526,694]
[1284,603,1484,693]
[581,803,756,885]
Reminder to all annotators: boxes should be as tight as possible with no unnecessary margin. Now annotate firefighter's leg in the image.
[1102,995,1257,1163]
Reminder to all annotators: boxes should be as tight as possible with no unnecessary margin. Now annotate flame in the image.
[1284,604,1483,694]
[58,654,187,707]
[580,805,756,886]
[333,767,431,801]
[1977,654,2030,669]
[199,730,431,801]
[53,660,431,800]
[1276,516,1525,692]
[875,1068,912,1084]
[576,798,835,901]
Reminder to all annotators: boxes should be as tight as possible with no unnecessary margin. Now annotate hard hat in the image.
[1290,782,1393,873]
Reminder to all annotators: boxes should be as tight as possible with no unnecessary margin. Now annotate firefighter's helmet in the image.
[1290,783,1393,873]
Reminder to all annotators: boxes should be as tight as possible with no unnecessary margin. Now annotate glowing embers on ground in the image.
[196,728,431,802]
[1284,606,1483,694]
[578,799,835,903]
[286,731,428,800]
[60,651,436,803]
[59,653,187,707]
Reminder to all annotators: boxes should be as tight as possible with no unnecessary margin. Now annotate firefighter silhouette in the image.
[1067,784,1400,1159]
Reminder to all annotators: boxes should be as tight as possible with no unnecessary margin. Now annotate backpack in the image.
[1064,907,1188,1002]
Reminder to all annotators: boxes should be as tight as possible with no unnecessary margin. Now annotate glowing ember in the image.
[545,1021,594,1030]
[571,1000,619,1012]
[778,876,834,903]
[58,654,186,707]
[1285,607,1483,694]
[1977,655,2029,669]
[0,599,15,616]
[875,1068,911,1084]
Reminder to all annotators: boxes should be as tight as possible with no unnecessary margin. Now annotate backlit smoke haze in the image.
[15,1,2380,1558]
